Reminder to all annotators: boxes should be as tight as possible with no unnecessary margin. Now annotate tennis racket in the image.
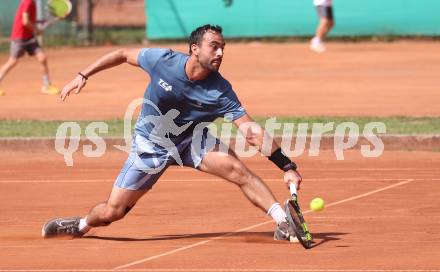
[285,183,313,249]
[38,0,72,30]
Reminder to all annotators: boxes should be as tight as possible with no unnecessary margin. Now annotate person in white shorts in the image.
[310,0,334,53]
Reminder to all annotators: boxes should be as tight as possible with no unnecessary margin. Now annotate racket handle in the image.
[289,182,297,196]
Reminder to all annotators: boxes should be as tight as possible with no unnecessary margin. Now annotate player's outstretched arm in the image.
[22,12,34,32]
[233,113,302,189]
[60,48,141,101]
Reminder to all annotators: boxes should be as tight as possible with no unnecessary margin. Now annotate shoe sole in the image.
[41,86,60,95]
[310,46,326,53]
[41,91,60,95]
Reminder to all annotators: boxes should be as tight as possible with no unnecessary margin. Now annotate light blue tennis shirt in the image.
[134,48,246,143]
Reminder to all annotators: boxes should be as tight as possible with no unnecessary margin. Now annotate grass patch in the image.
[0,119,128,137]
[0,116,439,138]
[253,116,440,135]
[0,27,146,54]
[3,29,440,55]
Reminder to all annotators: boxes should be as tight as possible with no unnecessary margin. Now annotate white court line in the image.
[324,180,414,209]
[1,178,437,184]
[113,179,414,270]
[1,269,440,272]
[0,179,109,183]
[1,167,435,173]
[170,167,440,172]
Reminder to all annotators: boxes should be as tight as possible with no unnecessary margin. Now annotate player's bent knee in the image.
[228,162,246,179]
[229,162,254,185]
[36,53,47,63]
[104,206,129,222]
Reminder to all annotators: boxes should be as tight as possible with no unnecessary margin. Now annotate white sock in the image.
[42,75,50,87]
[78,217,91,233]
[267,203,287,225]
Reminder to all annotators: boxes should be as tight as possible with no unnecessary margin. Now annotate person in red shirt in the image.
[0,0,59,96]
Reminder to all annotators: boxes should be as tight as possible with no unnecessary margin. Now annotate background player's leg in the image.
[311,18,330,53]
[198,146,277,212]
[0,40,25,94]
[316,17,334,41]
[33,44,60,95]
[35,50,50,84]
[0,57,18,95]
[34,50,58,94]
[311,6,334,53]
[0,57,18,83]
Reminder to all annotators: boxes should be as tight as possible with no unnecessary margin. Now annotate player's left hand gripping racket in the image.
[285,183,313,249]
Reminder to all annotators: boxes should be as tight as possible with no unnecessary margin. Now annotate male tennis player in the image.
[42,24,302,242]
[0,0,59,96]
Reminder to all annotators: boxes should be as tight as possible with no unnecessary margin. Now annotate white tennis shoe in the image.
[42,217,84,238]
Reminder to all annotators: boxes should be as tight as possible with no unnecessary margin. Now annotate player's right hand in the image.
[283,169,302,191]
[60,75,87,101]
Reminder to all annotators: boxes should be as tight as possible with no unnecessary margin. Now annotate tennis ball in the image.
[310,197,325,212]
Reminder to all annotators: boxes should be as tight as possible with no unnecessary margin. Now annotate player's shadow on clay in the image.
[85,231,274,243]
[309,232,348,248]
[85,231,347,247]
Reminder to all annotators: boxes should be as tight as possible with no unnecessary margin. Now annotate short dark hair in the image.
[188,24,223,54]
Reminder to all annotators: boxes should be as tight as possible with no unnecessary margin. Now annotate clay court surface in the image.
[0,41,440,119]
[0,41,439,270]
[0,149,439,270]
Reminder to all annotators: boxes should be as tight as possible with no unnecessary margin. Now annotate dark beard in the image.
[198,55,219,72]
[201,61,218,72]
